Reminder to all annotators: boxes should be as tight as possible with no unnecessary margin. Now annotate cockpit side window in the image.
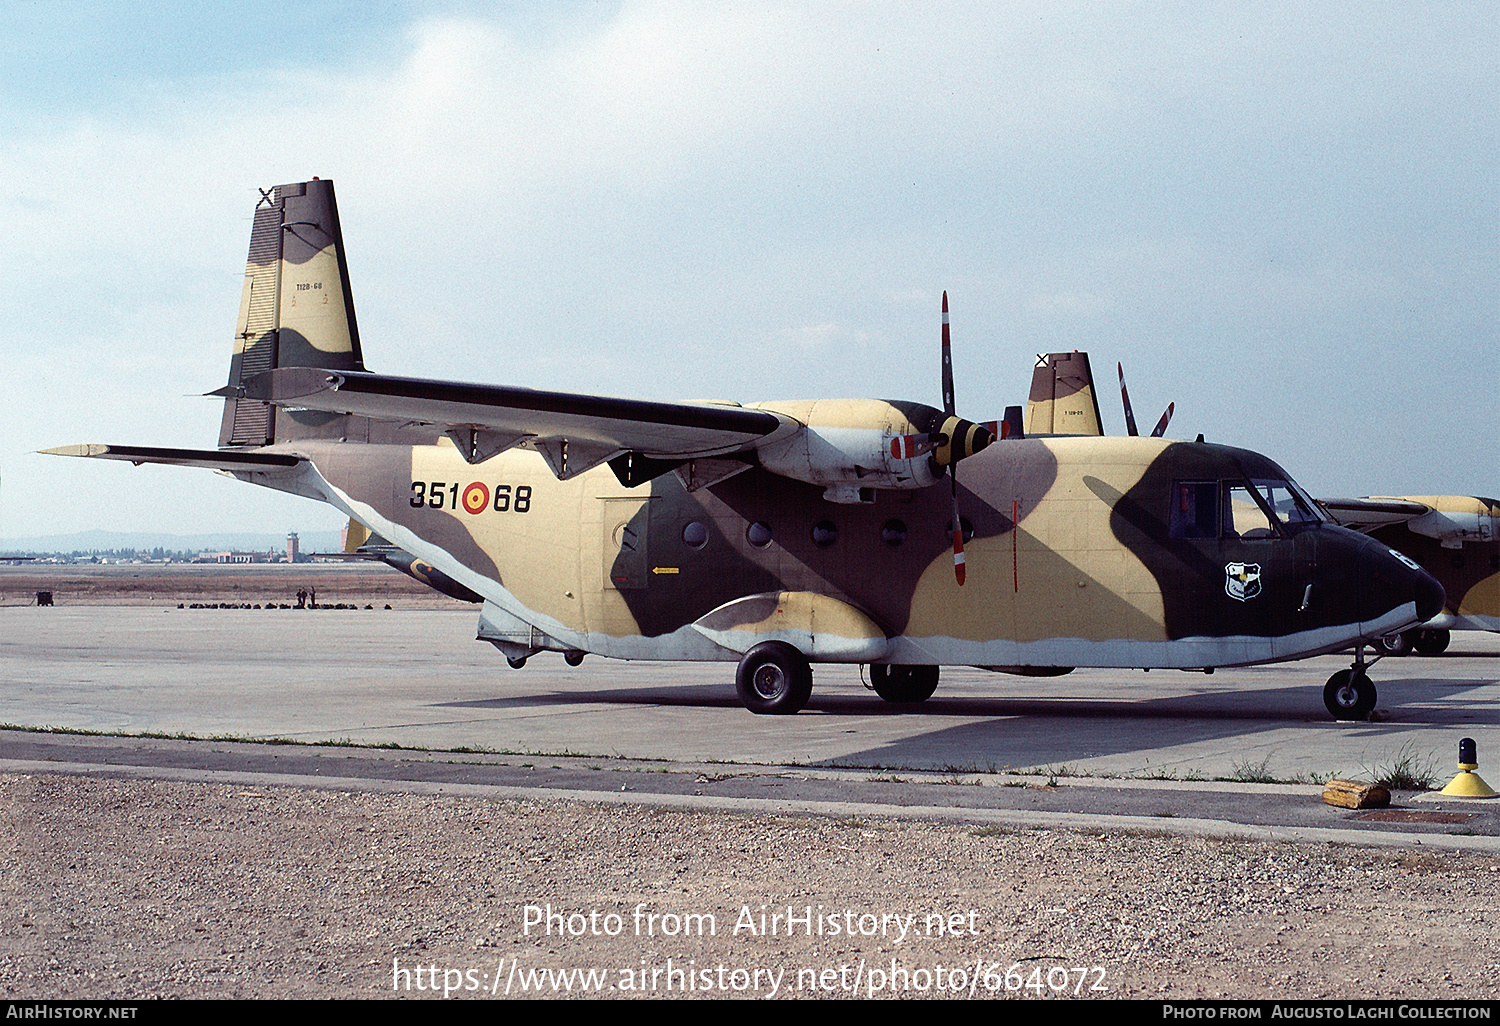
[1169,481,1218,539]
[1171,477,1322,541]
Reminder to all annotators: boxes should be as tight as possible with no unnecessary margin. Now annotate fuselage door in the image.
[1220,481,1292,641]
[1169,479,1293,651]
[603,497,651,590]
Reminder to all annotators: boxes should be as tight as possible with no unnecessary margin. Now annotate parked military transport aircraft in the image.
[47,179,1444,720]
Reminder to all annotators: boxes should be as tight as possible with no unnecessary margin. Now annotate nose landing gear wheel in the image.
[735,641,813,714]
[1324,669,1376,720]
[869,664,940,703]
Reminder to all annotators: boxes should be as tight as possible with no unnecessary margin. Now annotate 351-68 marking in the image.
[410,481,532,514]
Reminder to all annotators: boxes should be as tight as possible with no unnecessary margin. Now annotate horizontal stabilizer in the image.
[41,444,302,471]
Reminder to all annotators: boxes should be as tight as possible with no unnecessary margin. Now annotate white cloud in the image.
[0,2,1494,538]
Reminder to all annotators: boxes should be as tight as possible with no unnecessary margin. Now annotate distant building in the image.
[287,532,300,564]
[195,551,275,564]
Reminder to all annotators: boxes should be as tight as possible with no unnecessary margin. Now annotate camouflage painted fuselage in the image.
[244,427,1438,671]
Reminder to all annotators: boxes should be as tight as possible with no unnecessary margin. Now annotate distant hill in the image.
[0,529,343,556]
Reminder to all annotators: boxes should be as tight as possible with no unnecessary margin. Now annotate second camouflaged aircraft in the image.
[49,179,1443,719]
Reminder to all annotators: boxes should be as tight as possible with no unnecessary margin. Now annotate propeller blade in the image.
[942,291,964,584]
[1117,362,1140,437]
[951,474,966,586]
[1150,402,1175,438]
[941,291,955,417]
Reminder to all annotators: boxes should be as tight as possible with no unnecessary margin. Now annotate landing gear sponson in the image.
[733,646,948,714]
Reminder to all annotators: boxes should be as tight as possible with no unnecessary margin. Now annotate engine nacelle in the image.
[1403,501,1498,549]
[750,399,992,503]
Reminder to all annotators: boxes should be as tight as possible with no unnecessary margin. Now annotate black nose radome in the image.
[1415,566,1446,623]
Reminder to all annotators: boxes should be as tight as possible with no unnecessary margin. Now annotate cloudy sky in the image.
[1,1,1494,542]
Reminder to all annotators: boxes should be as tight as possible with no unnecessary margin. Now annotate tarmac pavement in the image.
[2,605,1498,849]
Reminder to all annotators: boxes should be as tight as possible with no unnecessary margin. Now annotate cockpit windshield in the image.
[1252,478,1323,529]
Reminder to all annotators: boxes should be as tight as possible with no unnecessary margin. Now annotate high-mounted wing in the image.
[220,366,795,482]
[1321,495,1497,548]
[1319,497,1435,530]
[218,365,994,502]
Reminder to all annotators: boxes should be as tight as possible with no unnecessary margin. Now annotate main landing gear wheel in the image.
[1375,630,1413,657]
[1323,669,1377,721]
[869,664,939,704]
[1414,629,1451,655]
[735,641,813,715]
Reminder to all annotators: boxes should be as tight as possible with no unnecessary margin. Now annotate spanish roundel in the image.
[462,482,489,515]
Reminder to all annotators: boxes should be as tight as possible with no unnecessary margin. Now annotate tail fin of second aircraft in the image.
[1023,352,1104,436]
[219,179,365,448]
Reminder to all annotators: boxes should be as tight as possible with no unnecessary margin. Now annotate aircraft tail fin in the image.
[219,179,365,448]
[342,517,372,554]
[1023,352,1104,436]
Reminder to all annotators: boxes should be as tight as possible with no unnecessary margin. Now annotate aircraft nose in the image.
[1414,564,1445,623]
[1358,542,1445,625]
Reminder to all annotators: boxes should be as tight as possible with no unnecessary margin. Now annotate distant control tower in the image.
[286,532,300,564]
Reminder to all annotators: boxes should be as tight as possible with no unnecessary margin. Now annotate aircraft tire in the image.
[1323,669,1376,721]
[870,664,939,703]
[1375,631,1414,657]
[1413,629,1451,655]
[507,655,528,669]
[564,650,586,666]
[736,642,813,715]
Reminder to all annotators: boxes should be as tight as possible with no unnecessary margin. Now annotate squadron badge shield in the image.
[1225,562,1262,602]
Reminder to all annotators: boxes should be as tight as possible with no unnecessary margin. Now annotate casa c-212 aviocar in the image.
[48,179,1444,721]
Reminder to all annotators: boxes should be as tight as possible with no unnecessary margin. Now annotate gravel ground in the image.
[3,771,1499,1001]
